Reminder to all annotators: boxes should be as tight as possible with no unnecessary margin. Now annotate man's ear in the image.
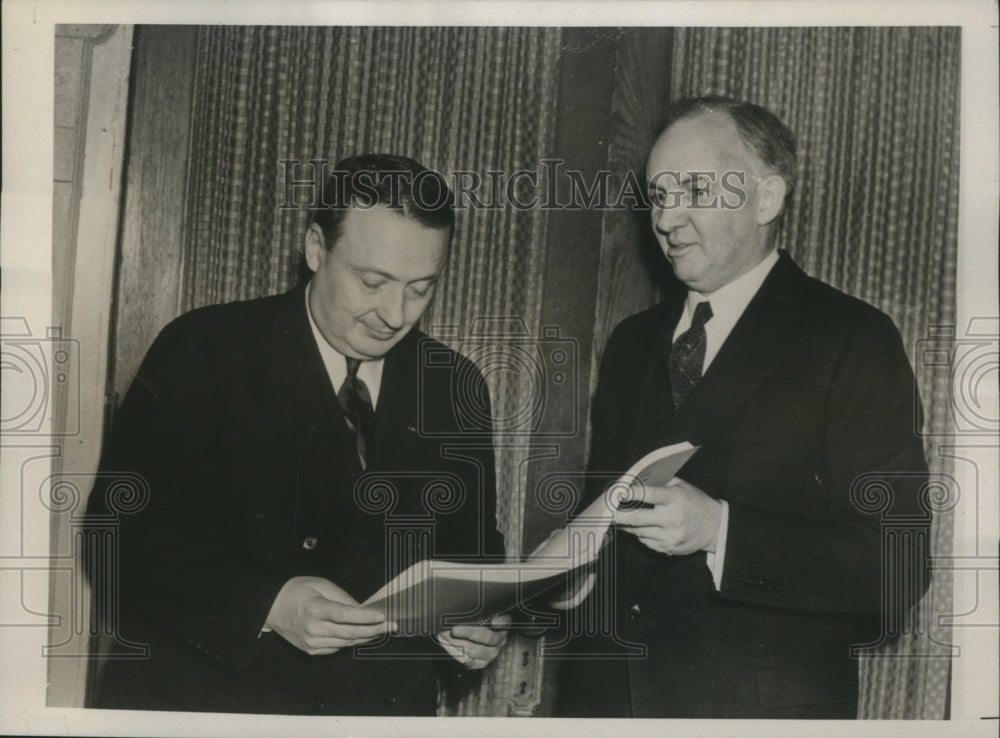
[755,175,789,226]
[303,223,326,273]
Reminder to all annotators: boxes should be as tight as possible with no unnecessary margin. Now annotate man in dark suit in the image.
[554,97,929,718]
[85,154,508,715]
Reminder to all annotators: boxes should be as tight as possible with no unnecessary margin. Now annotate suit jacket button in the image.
[310,696,325,712]
[302,536,319,550]
[384,691,397,706]
[628,603,642,620]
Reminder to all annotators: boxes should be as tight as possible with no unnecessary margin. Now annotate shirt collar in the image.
[304,282,383,405]
[685,248,780,330]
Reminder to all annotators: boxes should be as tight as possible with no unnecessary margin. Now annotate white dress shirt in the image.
[305,284,384,407]
[671,249,780,589]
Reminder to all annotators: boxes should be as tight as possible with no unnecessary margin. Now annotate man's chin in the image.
[352,330,406,359]
[668,263,703,289]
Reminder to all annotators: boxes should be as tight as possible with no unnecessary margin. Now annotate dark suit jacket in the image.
[85,285,504,715]
[554,252,929,718]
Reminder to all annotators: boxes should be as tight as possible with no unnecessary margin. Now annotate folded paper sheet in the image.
[363,442,698,634]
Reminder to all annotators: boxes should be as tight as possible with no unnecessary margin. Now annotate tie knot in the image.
[692,301,713,328]
[345,356,362,378]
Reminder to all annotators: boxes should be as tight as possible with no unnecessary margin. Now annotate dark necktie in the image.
[668,301,713,410]
[338,356,375,469]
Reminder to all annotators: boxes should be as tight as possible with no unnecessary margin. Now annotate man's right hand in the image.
[264,576,396,655]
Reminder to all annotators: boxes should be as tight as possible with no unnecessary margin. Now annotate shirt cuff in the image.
[704,499,729,590]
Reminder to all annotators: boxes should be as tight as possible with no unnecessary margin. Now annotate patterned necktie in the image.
[338,356,375,469]
[668,301,713,410]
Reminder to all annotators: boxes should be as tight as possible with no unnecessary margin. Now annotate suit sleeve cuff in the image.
[705,499,729,590]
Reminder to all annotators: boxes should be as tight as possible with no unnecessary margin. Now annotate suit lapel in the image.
[257,287,363,520]
[630,292,685,460]
[650,252,810,447]
[367,329,419,470]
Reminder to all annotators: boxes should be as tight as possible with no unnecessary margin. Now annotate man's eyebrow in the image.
[648,172,693,187]
[352,266,395,280]
[352,266,438,284]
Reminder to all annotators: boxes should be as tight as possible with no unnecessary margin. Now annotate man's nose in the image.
[653,199,688,234]
[375,286,406,330]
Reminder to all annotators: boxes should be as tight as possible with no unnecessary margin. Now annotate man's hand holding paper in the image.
[437,614,511,669]
[265,576,397,656]
[614,479,723,556]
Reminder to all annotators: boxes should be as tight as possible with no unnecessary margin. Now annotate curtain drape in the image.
[669,26,961,719]
[180,26,563,716]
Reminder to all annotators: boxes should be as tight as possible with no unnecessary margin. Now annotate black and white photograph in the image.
[1,1,997,736]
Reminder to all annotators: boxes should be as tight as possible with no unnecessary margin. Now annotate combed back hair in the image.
[310,153,455,249]
[663,96,797,193]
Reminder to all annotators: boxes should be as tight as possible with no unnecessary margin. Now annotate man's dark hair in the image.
[310,153,455,249]
[663,96,797,193]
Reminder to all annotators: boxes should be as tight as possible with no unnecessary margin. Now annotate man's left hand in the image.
[614,480,723,556]
[437,613,510,669]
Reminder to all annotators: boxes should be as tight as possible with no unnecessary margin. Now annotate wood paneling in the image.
[589,29,675,404]
[517,28,674,718]
[522,28,620,556]
[110,26,199,403]
[522,28,675,553]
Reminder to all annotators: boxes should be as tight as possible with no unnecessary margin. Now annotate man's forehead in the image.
[647,112,760,179]
[341,203,438,237]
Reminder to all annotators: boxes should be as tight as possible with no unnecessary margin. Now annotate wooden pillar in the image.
[511,28,675,717]
[108,25,199,405]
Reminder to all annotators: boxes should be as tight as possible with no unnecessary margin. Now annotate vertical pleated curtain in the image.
[670,26,960,719]
[180,26,563,716]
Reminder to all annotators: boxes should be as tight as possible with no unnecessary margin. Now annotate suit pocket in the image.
[755,658,855,710]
